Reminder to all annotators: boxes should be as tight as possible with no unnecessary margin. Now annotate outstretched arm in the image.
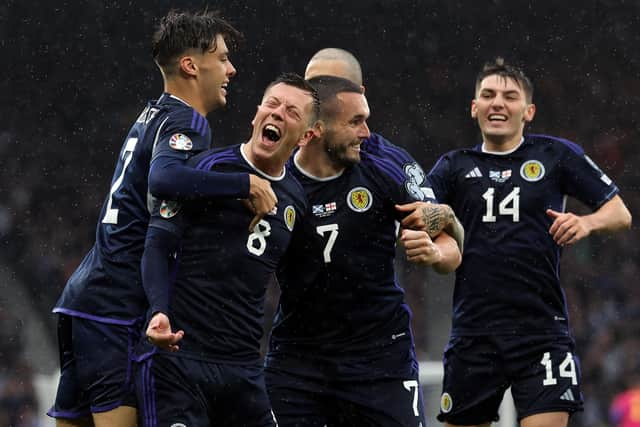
[149,155,250,199]
[547,195,632,246]
[149,156,278,231]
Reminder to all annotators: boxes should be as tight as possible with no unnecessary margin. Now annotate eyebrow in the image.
[208,46,229,55]
[480,88,521,96]
[266,96,302,112]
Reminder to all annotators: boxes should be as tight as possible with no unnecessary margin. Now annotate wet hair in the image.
[152,9,242,74]
[306,75,364,122]
[265,73,320,125]
[476,57,534,103]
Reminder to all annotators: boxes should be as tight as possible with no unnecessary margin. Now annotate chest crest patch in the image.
[520,160,545,182]
[347,187,373,213]
[284,205,296,231]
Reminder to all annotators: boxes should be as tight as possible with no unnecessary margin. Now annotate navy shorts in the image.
[48,314,140,419]
[437,334,584,425]
[265,348,426,427]
[137,354,276,427]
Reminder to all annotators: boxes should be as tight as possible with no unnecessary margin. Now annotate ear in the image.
[470,99,478,119]
[250,105,260,127]
[312,120,325,139]
[297,128,316,148]
[523,103,536,123]
[360,85,366,94]
[179,55,198,77]
[297,121,323,147]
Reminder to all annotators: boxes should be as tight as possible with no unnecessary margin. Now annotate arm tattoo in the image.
[421,204,465,253]
[421,205,450,237]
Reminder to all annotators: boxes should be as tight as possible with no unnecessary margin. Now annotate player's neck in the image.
[240,143,285,178]
[482,134,524,153]
[164,81,208,117]
[296,146,344,178]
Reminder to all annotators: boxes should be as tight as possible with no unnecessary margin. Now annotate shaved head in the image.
[304,48,363,86]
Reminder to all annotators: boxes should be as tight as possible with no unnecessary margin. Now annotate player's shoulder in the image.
[432,144,482,169]
[188,144,241,170]
[282,167,308,207]
[157,93,209,136]
[361,131,419,164]
[524,133,585,156]
[361,131,401,152]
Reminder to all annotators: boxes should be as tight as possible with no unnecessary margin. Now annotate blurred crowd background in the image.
[1,0,638,425]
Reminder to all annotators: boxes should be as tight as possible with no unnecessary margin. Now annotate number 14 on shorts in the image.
[540,352,578,386]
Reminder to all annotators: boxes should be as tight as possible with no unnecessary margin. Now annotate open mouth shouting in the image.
[262,124,282,146]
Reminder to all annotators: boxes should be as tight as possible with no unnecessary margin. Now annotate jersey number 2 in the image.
[102,137,138,225]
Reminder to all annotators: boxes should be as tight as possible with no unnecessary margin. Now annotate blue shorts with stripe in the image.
[264,338,426,427]
[47,313,140,419]
[137,354,276,427]
[437,334,584,425]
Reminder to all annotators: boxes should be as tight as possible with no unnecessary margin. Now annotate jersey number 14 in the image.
[482,187,520,222]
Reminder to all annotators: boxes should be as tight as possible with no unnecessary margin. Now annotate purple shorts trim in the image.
[53,308,141,326]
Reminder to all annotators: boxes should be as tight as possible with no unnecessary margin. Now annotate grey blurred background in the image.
[1,1,638,426]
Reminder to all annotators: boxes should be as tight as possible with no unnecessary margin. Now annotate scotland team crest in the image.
[284,205,296,231]
[169,133,193,151]
[440,392,453,413]
[347,187,373,212]
[520,160,545,182]
[159,200,181,218]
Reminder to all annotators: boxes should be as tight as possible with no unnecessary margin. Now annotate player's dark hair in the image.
[307,75,363,122]
[265,73,320,125]
[152,9,242,73]
[476,57,534,103]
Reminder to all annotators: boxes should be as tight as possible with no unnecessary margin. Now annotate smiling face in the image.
[245,82,316,175]
[471,74,536,151]
[197,34,237,113]
[322,91,371,168]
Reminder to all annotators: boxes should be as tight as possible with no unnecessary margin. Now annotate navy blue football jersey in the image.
[427,134,619,336]
[54,94,214,324]
[269,139,434,358]
[150,144,307,364]
[361,132,435,201]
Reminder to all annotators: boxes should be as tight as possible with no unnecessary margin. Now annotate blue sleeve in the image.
[141,225,180,315]
[427,154,454,204]
[558,143,619,210]
[148,155,249,200]
[361,134,437,203]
